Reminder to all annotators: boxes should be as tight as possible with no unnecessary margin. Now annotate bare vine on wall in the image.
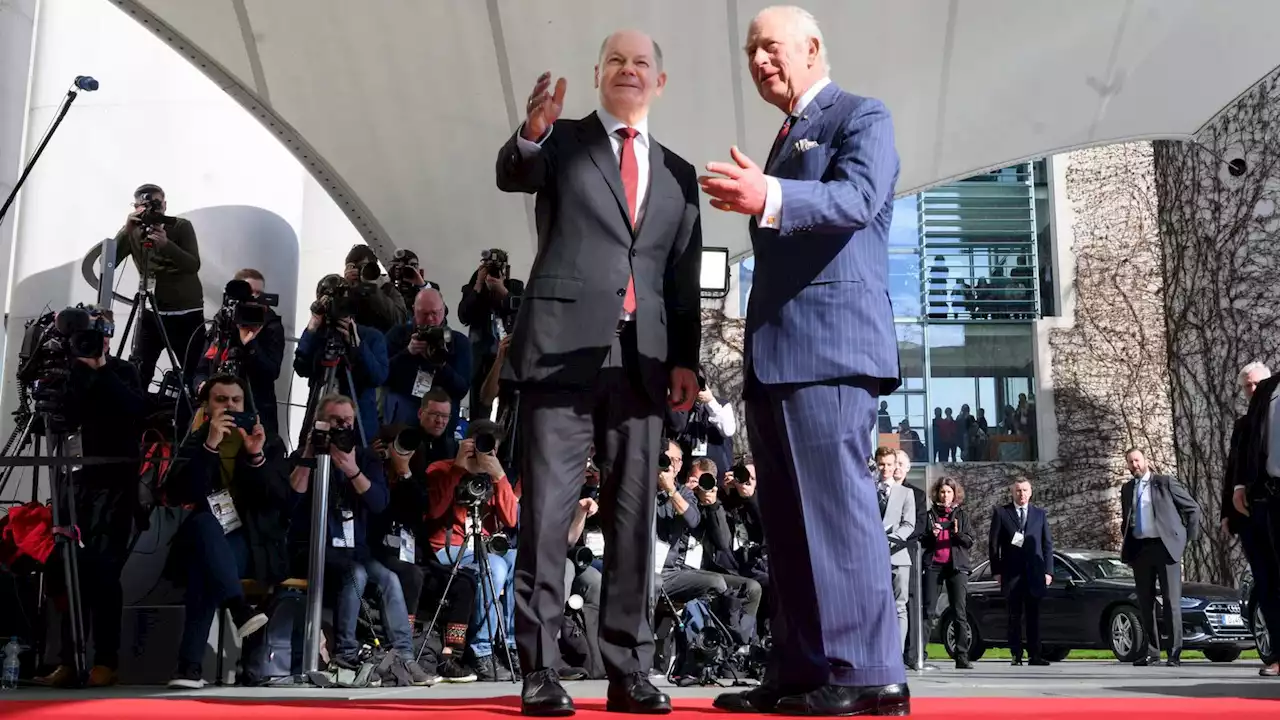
[1156,67,1280,586]
[699,299,748,453]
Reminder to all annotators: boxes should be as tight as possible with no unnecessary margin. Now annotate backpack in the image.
[240,587,306,685]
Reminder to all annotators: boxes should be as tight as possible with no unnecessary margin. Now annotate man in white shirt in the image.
[1119,448,1201,666]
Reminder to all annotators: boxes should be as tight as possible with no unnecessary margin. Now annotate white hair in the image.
[894,449,911,470]
[756,5,828,69]
[1239,361,1272,385]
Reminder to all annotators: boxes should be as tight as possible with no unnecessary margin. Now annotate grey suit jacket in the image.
[880,482,915,567]
[494,113,702,404]
[1120,473,1201,564]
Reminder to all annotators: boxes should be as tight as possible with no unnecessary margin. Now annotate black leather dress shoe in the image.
[713,684,786,713]
[522,669,575,717]
[1133,656,1159,667]
[774,683,910,717]
[605,672,671,714]
[1028,658,1051,667]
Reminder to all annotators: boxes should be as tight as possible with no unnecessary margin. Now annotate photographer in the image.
[426,420,519,682]
[386,249,437,311]
[111,184,205,390]
[672,369,736,475]
[161,375,287,689]
[193,269,284,435]
[457,250,524,420]
[383,287,470,430]
[294,275,390,444]
[37,307,146,688]
[287,394,433,685]
[343,245,409,332]
[563,455,605,680]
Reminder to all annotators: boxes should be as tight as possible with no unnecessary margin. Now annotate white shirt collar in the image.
[788,76,832,118]
[1015,503,1029,511]
[597,106,650,147]
[1138,471,1151,484]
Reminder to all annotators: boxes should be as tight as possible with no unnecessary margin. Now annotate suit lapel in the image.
[766,82,840,175]
[582,113,631,230]
[637,137,679,245]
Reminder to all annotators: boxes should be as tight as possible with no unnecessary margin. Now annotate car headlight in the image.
[1180,597,1204,609]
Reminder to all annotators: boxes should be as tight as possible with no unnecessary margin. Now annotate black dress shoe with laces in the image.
[522,669,575,717]
[605,672,671,714]
[774,683,911,717]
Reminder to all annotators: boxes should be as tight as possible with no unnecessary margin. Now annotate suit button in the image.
[631,249,638,257]
[617,289,626,297]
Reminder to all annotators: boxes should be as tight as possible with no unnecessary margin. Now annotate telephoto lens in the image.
[658,453,672,471]
[698,472,717,491]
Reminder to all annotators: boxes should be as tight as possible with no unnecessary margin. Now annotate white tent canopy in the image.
[115,0,1280,294]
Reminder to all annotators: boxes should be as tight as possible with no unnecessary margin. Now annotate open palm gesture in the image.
[522,71,567,141]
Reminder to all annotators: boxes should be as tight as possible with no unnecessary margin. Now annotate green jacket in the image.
[113,217,203,312]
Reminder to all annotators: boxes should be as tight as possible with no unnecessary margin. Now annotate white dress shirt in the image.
[759,76,832,230]
[1132,472,1158,539]
[703,397,737,438]
[515,107,652,227]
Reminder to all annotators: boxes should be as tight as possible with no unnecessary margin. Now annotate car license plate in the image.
[1210,613,1245,627]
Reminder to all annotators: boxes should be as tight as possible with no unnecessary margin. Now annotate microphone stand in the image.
[0,79,94,226]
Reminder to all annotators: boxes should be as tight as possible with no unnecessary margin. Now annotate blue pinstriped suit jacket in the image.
[745,83,901,395]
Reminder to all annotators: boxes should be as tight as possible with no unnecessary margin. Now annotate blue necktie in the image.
[1134,482,1144,536]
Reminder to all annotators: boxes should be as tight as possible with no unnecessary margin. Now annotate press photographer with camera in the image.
[294,274,390,444]
[458,249,524,420]
[386,249,438,311]
[671,369,736,477]
[287,394,433,684]
[383,287,470,430]
[30,306,146,688]
[426,420,519,682]
[343,245,409,332]
[192,269,284,435]
[160,375,289,689]
[111,184,205,390]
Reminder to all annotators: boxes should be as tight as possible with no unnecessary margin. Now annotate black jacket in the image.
[113,218,203,312]
[921,504,975,572]
[1223,415,1250,533]
[164,427,294,585]
[193,309,285,435]
[458,272,526,359]
[352,279,409,333]
[384,322,471,429]
[1239,374,1280,499]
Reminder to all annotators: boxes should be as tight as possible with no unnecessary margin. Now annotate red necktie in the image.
[767,115,795,167]
[617,127,639,314]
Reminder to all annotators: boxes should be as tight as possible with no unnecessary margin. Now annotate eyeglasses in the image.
[422,411,450,420]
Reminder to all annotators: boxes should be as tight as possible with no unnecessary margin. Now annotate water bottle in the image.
[1,637,20,690]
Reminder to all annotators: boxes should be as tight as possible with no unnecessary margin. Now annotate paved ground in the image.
[5,660,1280,702]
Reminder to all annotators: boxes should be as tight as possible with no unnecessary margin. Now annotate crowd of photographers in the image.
[13,184,778,691]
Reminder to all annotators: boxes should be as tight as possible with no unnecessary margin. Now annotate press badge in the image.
[585,531,606,559]
[411,370,434,398]
[684,538,704,570]
[384,526,416,563]
[1011,531,1025,548]
[692,440,708,458]
[333,509,355,548]
[654,540,671,573]
[207,490,243,534]
[146,275,157,293]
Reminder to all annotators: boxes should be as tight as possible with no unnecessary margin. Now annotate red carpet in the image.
[0,697,1275,718]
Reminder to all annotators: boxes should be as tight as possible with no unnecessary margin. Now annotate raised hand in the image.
[522,71,567,142]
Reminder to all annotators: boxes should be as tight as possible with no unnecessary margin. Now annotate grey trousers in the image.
[891,566,911,648]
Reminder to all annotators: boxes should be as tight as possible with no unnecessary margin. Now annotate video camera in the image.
[221,279,279,328]
[311,274,357,323]
[18,306,112,430]
[309,421,359,455]
[481,248,509,279]
[412,324,453,362]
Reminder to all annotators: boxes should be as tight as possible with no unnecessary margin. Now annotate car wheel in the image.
[1202,647,1242,663]
[1041,646,1070,662]
[1107,605,1145,663]
[1250,598,1271,662]
[942,611,986,662]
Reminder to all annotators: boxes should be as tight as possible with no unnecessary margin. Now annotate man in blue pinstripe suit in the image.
[700,6,908,716]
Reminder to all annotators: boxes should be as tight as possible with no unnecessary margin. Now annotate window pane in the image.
[889,251,922,318]
[889,195,919,248]
[927,324,1037,462]
[879,324,929,462]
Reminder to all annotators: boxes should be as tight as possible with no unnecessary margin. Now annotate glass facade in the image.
[735,161,1045,465]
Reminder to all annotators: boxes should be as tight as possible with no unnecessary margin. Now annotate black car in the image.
[1240,572,1273,662]
[932,548,1255,662]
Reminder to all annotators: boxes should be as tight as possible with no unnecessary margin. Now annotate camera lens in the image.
[658,453,672,470]
[474,431,496,455]
[698,473,717,491]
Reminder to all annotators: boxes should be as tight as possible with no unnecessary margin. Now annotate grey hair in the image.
[598,33,664,72]
[1239,361,1271,385]
[755,5,828,69]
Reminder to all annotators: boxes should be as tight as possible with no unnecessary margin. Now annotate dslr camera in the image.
[311,274,357,323]
[135,191,174,229]
[412,325,453,362]
[309,421,359,454]
[481,248,509,279]
[455,472,494,505]
[697,472,717,492]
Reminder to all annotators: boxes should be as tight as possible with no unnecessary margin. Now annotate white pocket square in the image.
[794,139,819,153]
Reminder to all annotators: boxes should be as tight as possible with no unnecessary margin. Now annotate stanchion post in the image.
[301,454,331,672]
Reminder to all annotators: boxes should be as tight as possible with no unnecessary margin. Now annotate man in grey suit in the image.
[703,6,908,717]
[495,29,702,717]
[1120,448,1202,666]
[875,449,915,648]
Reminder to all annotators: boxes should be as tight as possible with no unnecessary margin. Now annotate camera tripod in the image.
[112,241,198,433]
[658,583,753,688]
[296,326,368,451]
[415,501,517,681]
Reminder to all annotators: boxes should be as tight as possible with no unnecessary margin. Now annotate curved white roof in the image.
[114,0,1280,292]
